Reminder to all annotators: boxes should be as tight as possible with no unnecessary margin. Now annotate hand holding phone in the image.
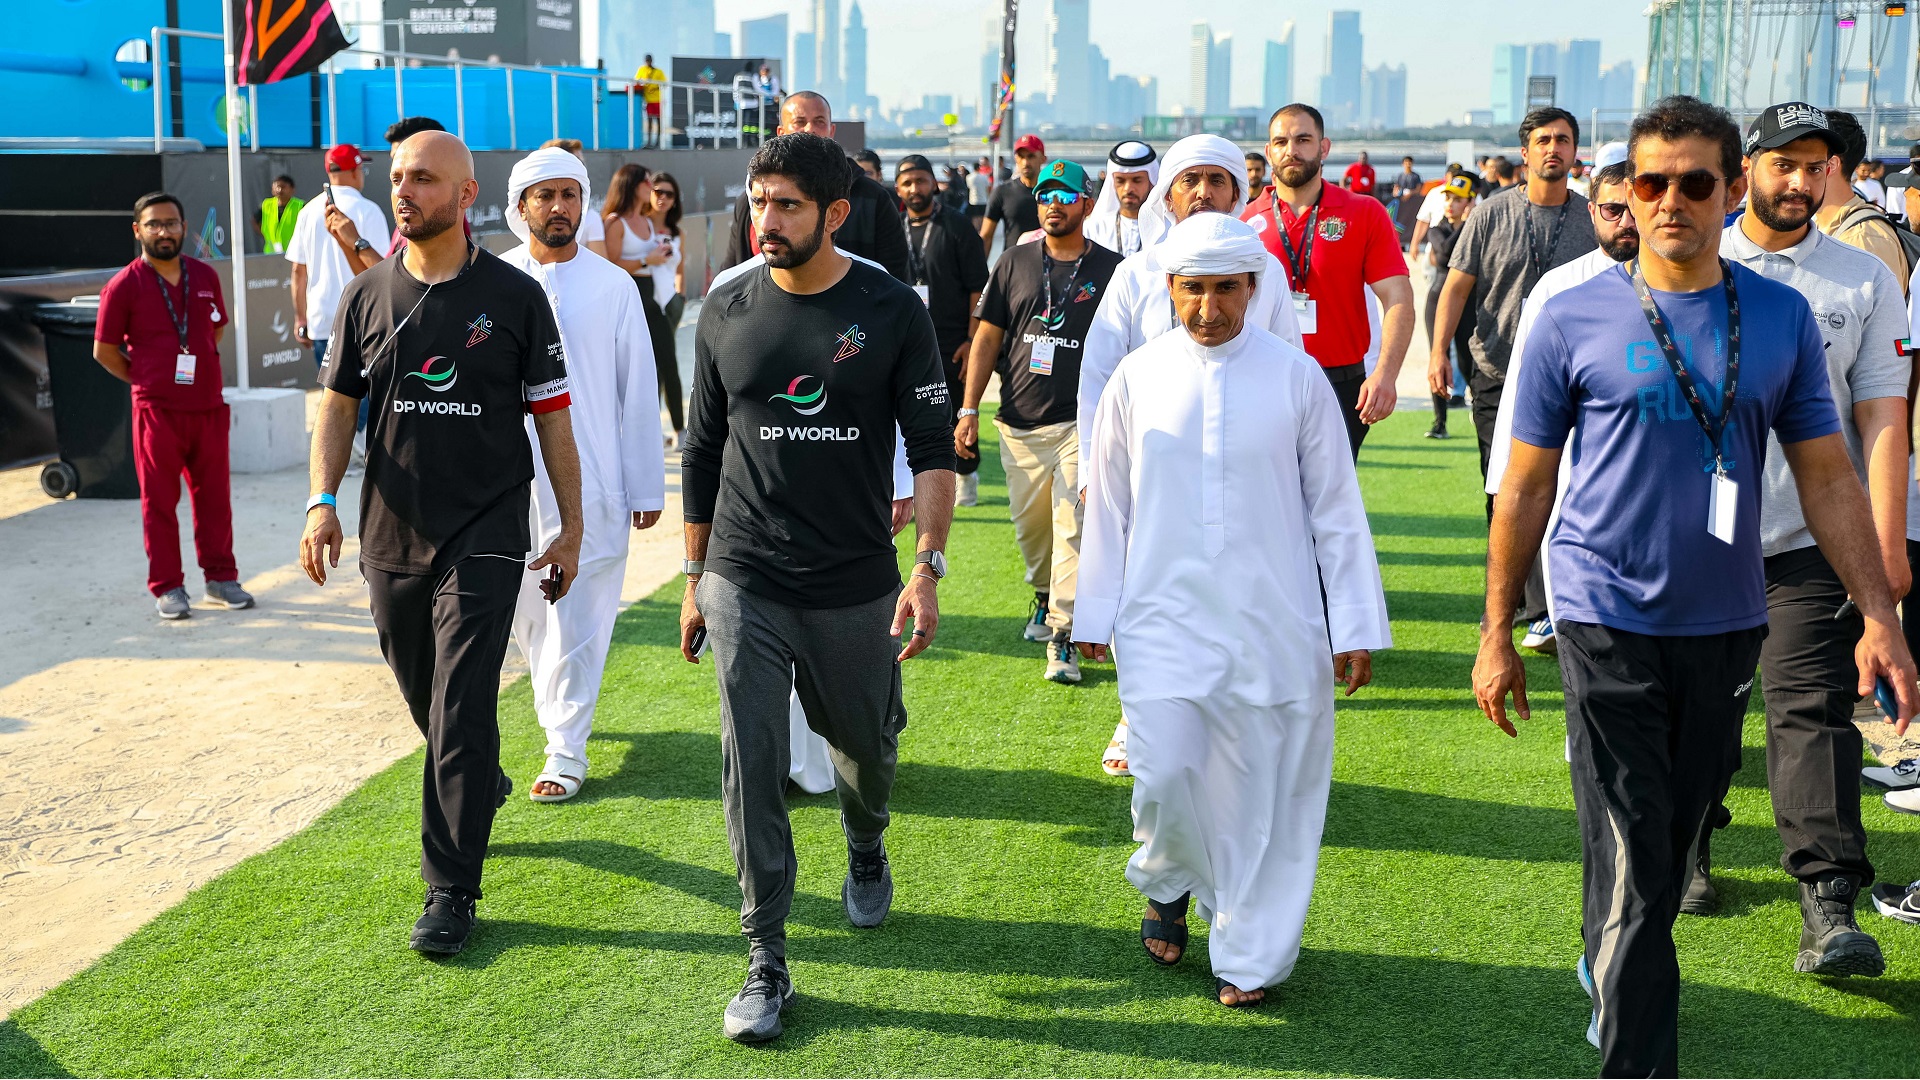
[541,564,564,605]
[1875,675,1901,722]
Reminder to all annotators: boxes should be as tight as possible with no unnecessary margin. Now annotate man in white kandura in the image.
[1074,212,1392,1008]
[500,147,666,802]
[1080,133,1305,778]
[1084,140,1159,258]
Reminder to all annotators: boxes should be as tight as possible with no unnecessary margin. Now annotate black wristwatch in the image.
[914,550,947,580]
[352,238,373,253]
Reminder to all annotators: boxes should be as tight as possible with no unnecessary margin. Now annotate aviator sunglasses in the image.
[1630,169,1725,203]
[1595,202,1631,222]
[1036,189,1085,205]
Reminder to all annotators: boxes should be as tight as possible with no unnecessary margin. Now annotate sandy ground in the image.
[0,359,693,1020]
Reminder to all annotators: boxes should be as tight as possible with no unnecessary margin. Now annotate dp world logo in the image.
[405,355,459,393]
[769,374,826,416]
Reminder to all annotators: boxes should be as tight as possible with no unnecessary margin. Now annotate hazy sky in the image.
[714,0,1652,125]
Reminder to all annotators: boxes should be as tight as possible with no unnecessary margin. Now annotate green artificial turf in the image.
[4,412,1918,1077]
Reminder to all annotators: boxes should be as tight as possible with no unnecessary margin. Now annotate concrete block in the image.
[223,387,306,474]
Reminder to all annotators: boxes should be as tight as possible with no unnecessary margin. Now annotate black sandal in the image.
[1215,977,1265,1008]
[1140,892,1191,966]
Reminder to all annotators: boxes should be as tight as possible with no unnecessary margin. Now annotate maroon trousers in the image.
[133,401,237,596]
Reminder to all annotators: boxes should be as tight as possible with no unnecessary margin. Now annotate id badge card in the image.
[1292,291,1318,335]
[912,284,930,306]
[1708,471,1738,545]
[1029,338,1056,375]
[174,352,196,386]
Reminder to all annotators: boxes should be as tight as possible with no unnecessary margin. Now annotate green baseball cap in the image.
[1034,159,1090,196]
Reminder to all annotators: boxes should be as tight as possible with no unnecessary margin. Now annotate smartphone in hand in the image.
[1875,676,1901,722]
[540,564,564,604]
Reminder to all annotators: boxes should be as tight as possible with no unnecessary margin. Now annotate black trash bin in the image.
[30,299,139,500]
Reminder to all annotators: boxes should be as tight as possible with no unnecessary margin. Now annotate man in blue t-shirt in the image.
[1475,97,1919,1077]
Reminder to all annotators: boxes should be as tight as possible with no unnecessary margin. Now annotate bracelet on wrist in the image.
[306,492,336,514]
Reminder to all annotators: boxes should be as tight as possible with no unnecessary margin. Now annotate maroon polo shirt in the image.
[95,255,229,410]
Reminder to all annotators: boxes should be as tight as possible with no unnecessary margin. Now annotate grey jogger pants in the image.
[696,570,907,964]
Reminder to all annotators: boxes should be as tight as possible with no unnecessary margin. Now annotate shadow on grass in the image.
[1367,512,1490,541]
[0,1020,73,1078]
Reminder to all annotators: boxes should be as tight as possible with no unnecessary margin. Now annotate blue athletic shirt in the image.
[1509,261,1839,635]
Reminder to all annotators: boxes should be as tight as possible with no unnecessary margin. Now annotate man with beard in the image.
[1479,96,1916,1073]
[1674,104,1907,978]
[719,92,910,283]
[1430,106,1596,655]
[680,133,956,1043]
[982,134,1047,256]
[498,147,665,804]
[896,154,990,505]
[1245,103,1415,457]
[958,159,1124,683]
[300,130,585,956]
[1244,150,1268,199]
[93,192,253,619]
[1084,141,1158,258]
[1078,132,1302,778]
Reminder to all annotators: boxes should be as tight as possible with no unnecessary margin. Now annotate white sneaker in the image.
[1044,638,1081,684]
[956,472,979,507]
[1886,787,1920,815]
[1521,617,1557,654]
[1863,758,1920,790]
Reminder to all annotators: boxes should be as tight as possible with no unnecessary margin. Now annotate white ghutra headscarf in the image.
[1149,211,1271,293]
[1085,140,1158,256]
[506,146,593,243]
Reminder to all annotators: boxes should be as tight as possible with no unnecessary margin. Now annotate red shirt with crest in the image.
[1243,182,1408,371]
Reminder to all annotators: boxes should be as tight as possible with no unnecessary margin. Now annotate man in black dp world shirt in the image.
[680,133,957,1044]
[896,152,990,502]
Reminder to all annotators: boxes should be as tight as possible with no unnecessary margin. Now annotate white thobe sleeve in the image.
[1078,268,1139,452]
[1484,291,1542,496]
[892,427,913,500]
[1295,365,1392,655]
[1260,252,1305,350]
[617,278,666,513]
[1071,367,1134,645]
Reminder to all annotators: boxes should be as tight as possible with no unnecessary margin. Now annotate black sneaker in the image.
[1870,880,1920,925]
[844,838,893,928]
[1423,425,1449,439]
[1795,876,1885,977]
[410,885,477,955]
[723,962,794,1042]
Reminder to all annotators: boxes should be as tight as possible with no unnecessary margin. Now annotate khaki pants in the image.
[996,418,1080,632]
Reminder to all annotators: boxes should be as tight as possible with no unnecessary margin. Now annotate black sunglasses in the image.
[1596,202,1631,222]
[1631,170,1725,203]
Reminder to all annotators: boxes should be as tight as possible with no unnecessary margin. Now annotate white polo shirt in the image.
[284,183,393,341]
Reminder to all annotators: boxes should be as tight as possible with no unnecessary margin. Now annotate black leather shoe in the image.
[1795,876,1884,977]
[1680,836,1717,915]
[410,885,477,955]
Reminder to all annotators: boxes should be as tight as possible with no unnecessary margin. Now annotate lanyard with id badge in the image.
[1272,189,1321,335]
[905,216,934,306]
[1029,248,1084,376]
[151,261,199,385]
[1631,259,1742,545]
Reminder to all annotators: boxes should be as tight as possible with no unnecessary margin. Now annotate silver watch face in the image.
[922,550,947,578]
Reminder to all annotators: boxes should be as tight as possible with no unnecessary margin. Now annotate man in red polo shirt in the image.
[93,191,252,619]
[1245,104,1415,457]
[1342,150,1378,198]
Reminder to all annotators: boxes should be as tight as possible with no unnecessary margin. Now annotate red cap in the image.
[325,144,364,173]
[1014,134,1045,155]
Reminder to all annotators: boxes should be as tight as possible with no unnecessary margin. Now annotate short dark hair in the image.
[133,191,183,219]
[1490,157,1515,182]
[1827,110,1868,176]
[1593,161,1631,187]
[1402,155,1415,164]
[854,148,882,170]
[1629,95,1742,181]
[273,173,295,187]
[749,132,854,214]
[1268,102,1324,136]
[384,115,446,146]
[1244,150,1266,164]
[1520,106,1580,149]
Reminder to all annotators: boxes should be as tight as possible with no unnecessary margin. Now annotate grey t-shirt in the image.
[1447,185,1597,380]
[1723,223,1913,556]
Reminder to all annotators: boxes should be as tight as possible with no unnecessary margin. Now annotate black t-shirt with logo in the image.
[986,177,1040,240]
[321,248,570,575]
[683,259,956,608]
[973,238,1124,430]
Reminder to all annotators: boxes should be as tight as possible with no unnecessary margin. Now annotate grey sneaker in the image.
[204,580,255,610]
[844,838,893,928]
[156,587,191,620]
[1044,637,1082,684]
[1863,758,1920,790]
[723,963,793,1043]
[956,472,979,507]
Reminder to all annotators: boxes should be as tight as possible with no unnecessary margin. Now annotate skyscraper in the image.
[1264,24,1294,113]
[1491,43,1528,126]
[601,0,675,81]
[981,14,1002,128]
[1087,43,1110,127]
[1212,34,1233,114]
[1190,22,1225,114]
[793,31,817,91]
[813,0,841,102]
[1323,11,1362,127]
[1109,74,1157,130]
[1045,0,1092,126]
[1528,42,1559,107]
[843,2,868,113]
[675,0,717,56]
[1559,38,1601,120]
[1599,59,1636,112]
[741,14,788,73]
[1362,63,1406,130]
